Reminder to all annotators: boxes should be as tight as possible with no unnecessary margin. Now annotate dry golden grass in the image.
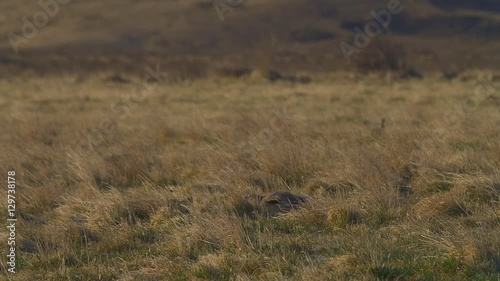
[0,72,499,280]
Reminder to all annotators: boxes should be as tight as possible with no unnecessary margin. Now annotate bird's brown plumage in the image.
[260,191,306,211]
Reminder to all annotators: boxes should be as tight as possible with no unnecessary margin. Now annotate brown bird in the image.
[248,191,307,212]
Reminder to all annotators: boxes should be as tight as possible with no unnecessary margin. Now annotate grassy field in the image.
[1,0,499,280]
[0,71,499,280]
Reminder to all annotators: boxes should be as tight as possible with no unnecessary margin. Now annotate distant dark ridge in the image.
[429,0,500,12]
[341,15,500,38]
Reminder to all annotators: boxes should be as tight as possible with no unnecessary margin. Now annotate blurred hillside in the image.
[0,0,499,79]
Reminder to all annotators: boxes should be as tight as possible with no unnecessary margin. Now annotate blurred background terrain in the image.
[1,0,499,79]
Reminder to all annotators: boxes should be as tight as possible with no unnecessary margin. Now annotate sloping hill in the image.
[0,0,499,78]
